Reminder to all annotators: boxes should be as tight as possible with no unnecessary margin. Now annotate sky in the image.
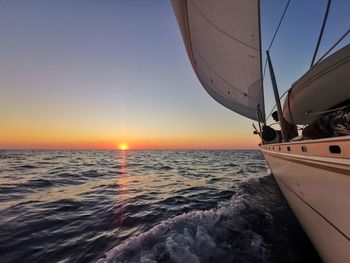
[0,0,349,150]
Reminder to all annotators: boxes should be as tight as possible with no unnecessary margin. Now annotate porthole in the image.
[287,146,291,151]
[301,146,307,152]
[329,145,341,154]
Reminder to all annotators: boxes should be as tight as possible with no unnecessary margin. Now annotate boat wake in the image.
[98,176,320,263]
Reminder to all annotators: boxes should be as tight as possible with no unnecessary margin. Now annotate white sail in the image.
[172,0,264,121]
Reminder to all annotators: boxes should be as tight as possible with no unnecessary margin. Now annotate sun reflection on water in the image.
[113,150,129,227]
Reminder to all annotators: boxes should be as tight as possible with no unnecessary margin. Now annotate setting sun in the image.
[119,143,129,151]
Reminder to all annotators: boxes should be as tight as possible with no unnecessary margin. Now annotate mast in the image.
[266,50,289,142]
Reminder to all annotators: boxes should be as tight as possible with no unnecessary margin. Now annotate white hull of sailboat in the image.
[171,1,350,262]
[260,136,350,263]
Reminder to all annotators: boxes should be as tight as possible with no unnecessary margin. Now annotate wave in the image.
[97,175,310,263]
[16,164,38,169]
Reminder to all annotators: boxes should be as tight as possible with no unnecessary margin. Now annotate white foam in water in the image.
[98,177,279,263]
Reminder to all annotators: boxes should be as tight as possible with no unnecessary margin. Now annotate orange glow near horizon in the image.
[119,143,129,151]
[0,133,260,150]
[0,121,260,150]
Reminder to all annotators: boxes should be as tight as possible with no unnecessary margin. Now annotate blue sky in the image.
[0,0,349,149]
[261,0,350,114]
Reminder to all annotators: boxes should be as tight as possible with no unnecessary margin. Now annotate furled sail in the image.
[171,0,264,121]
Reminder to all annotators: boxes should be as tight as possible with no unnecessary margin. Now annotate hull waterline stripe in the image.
[263,135,350,146]
[262,150,350,176]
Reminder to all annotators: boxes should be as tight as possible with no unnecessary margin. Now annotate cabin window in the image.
[273,147,275,150]
[287,146,291,151]
[329,145,341,154]
[278,146,281,151]
[301,146,307,152]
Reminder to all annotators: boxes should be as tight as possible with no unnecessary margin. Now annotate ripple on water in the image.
[0,150,321,263]
[98,176,321,263]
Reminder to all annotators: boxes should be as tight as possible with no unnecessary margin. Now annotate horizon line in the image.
[0,148,259,151]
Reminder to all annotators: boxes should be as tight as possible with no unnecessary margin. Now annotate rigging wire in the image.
[267,0,291,52]
[265,81,349,121]
[261,0,292,122]
[262,0,291,80]
[264,0,342,122]
[265,89,289,121]
[314,27,350,65]
[310,0,332,68]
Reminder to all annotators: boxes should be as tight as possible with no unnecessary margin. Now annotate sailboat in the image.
[171,1,350,262]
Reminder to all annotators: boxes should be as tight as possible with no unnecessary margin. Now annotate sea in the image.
[0,150,322,263]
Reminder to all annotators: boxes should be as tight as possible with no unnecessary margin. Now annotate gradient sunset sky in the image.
[1,0,349,150]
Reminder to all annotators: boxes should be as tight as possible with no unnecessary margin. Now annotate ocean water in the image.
[0,150,321,263]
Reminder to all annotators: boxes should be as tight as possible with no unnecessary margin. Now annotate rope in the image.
[306,105,349,116]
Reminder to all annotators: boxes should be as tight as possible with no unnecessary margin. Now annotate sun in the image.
[119,143,129,151]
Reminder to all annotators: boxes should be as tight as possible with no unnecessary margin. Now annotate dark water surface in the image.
[0,150,321,262]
